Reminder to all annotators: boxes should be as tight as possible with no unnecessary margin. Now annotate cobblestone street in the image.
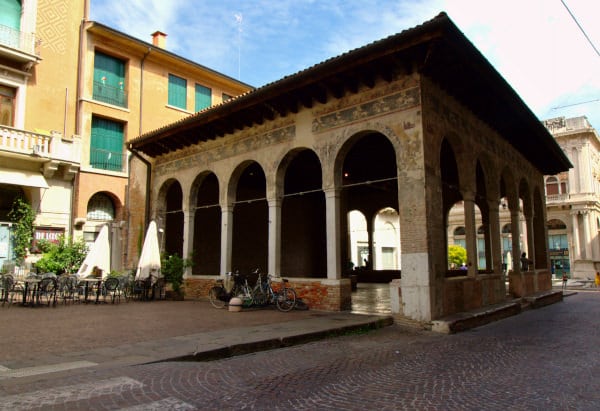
[1,292,599,410]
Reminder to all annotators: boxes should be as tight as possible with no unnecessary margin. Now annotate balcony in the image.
[0,125,81,165]
[0,24,41,63]
[90,147,126,173]
[92,81,127,108]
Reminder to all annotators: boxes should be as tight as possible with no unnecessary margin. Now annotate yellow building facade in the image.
[0,0,251,272]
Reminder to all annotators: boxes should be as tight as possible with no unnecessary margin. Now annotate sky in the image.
[90,0,600,129]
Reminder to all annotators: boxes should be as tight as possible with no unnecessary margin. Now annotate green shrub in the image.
[161,253,192,293]
[35,236,88,275]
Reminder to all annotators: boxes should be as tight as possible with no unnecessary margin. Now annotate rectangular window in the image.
[93,51,126,107]
[0,85,15,127]
[222,93,232,102]
[195,84,212,112]
[90,116,124,172]
[168,74,187,109]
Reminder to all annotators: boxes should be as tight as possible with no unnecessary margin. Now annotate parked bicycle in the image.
[208,270,253,309]
[252,269,297,312]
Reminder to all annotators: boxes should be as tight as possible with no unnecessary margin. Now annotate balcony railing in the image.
[92,81,127,108]
[0,24,41,57]
[0,125,81,164]
[90,147,126,173]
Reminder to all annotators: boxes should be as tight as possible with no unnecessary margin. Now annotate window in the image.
[86,193,115,221]
[0,0,21,49]
[222,93,232,102]
[545,176,559,195]
[93,51,126,107]
[90,116,124,172]
[195,84,212,112]
[0,85,15,126]
[168,74,187,109]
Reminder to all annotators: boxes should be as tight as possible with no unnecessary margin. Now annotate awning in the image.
[0,167,49,188]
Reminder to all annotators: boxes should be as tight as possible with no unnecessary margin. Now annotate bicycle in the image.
[209,270,253,309]
[252,269,297,312]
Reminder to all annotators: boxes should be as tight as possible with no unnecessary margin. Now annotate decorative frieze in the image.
[312,87,420,133]
[155,124,296,177]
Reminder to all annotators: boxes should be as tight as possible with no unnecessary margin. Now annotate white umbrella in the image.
[76,224,111,278]
[135,220,162,280]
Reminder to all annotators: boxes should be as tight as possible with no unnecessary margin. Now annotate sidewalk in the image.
[0,300,393,380]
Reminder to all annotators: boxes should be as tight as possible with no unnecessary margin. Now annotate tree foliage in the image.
[161,253,192,293]
[448,244,467,268]
[7,197,35,264]
[34,236,88,275]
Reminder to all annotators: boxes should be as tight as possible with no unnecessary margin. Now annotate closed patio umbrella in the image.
[76,224,111,278]
[135,220,162,280]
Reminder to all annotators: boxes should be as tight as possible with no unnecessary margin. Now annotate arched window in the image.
[0,0,22,31]
[86,193,115,221]
[545,176,559,195]
[453,227,466,236]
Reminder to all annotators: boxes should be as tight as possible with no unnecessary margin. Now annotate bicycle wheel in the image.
[209,286,226,309]
[276,287,296,312]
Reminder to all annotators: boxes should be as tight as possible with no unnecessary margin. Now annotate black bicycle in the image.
[208,271,253,309]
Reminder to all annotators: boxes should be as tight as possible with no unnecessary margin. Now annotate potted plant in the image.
[161,253,192,300]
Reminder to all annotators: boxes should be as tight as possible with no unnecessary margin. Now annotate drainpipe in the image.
[139,48,151,135]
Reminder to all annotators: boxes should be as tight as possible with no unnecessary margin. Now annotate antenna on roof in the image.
[235,13,243,80]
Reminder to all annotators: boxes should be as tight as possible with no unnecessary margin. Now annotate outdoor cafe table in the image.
[81,277,103,304]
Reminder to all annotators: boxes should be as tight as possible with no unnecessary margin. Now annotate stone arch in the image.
[333,131,399,278]
[190,171,221,275]
[277,148,326,277]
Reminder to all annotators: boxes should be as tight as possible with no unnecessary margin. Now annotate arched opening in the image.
[547,218,569,277]
[281,149,326,277]
[192,173,221,275]
[441,138,462,275]
[86,192,115,221]
[231,162,267,273]
[162,181,184,257]
[339,132,399,283]
[348,210,368,269]
[374,207,400,270]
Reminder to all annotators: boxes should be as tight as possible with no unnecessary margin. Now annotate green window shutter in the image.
[195,84,212,112]
[168,74,187,109]
[90,116,124,172]
[93,51,126,106]
[0,0,21,30]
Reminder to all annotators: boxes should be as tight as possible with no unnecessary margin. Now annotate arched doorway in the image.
[338,132,399,313]
[231,162,268,274]
[280,149,326,277]
[192,172,221,275]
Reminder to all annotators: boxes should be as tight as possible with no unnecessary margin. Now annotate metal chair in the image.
[36,277,58,307]
[103,277,120,304]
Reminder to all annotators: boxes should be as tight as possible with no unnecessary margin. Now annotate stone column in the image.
[220,205,234,276]
[525,213,534,270]
[325,188,342,280]
[268,198,282,276]
[181,207,195,278]
[487,200,502,276]
[571,212,580,259]
[462,191,477,277]
[583,210,592,260]
[511,209,522,273]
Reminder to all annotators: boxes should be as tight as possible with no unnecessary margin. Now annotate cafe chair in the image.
[103,277,120,304]
[37,277,58,307]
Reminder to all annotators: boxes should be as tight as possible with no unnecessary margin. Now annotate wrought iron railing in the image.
[92,81,127,107]
[0,24,41,57]
[90,147,126,172]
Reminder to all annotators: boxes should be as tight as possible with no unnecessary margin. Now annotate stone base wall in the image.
[442,275,506,317]
[183,276,221,300]
[509,271,552,297]
[182,276,352,311]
